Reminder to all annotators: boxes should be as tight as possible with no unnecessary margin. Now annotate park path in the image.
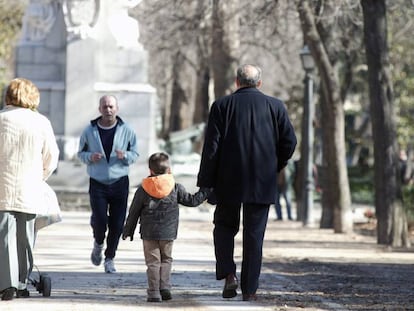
[2,206,413,311]
[2,160,413,310]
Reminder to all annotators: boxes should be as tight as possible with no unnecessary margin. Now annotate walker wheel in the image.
[40,274,52,297]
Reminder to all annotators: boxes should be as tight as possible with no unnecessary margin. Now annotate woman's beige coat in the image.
[0,105,59,214]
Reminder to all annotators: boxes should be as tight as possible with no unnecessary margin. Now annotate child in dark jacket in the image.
[122,152,211,302]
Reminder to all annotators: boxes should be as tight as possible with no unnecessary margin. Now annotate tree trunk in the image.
[297,0,353,233]
[193,62,210,153]
[361,0,410,247]
[193,16,211,127]
[211,0,239,98]
[319,92,334,228]
[193,0,211,127]
[169,52,189,132]
[193,65,210,125]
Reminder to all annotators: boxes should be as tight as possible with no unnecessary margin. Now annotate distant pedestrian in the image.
[275,160,295,220]
[399,149,414,185]
[197,64,297,301]
[0,78,59,300]
[77,95,139,273]
[122,152,211,302]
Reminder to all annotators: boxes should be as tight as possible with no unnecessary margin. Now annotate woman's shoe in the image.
[1,287,16,301]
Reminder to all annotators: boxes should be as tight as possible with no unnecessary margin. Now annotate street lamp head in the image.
[300,45,315,72]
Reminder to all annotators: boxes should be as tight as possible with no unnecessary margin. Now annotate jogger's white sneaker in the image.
[91,241,103,266]
[104,258,116,273]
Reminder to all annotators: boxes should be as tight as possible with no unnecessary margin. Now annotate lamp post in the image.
[299,45,315,226]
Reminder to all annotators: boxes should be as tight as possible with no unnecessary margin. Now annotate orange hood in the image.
[141,173,175,199]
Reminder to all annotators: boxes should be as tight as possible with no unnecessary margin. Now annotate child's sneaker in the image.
[104,258,116,273]
[91,241,103,266]
[160,289,172,300]
[147,297,161,302]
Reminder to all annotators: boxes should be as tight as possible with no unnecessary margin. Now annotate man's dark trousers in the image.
[213,202,269,295]
[89,176,129,260]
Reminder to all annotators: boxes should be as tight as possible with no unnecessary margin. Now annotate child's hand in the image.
[122,233,133,241]
[115,149,125,159]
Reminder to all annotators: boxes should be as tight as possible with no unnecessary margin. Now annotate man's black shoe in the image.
[222,273,238,298]
[1,287,16,301]
[242,293,258,301]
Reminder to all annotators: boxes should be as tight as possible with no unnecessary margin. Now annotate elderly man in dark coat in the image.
[197,64,297,301]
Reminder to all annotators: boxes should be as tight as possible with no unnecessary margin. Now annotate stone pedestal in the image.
[15,0,158,184]
[15,2,67,152]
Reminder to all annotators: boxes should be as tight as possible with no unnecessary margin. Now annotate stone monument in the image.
[15,0,157,186]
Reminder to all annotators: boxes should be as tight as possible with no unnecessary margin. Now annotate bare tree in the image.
[0,2,25,94]
[297,0,353,233]
[131,1,206,135]
[361,0,410,247]
[169,51,190,132]
[193,0,212,126]
[132,0,304,137]
[211,0,240,98]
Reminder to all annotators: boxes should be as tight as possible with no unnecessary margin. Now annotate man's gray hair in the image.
[236,64,262,87]
[99,94,118,106]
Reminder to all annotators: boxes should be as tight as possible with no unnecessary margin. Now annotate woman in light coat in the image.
[0,78,59,300]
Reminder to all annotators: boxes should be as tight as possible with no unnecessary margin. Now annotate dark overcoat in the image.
[197,87,297,205]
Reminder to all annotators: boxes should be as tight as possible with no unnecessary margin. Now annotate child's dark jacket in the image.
[123,173,210,240]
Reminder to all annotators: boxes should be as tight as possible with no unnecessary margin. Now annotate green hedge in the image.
[402,185,414,224]
[348,166,375,204]
[348,165,414,223]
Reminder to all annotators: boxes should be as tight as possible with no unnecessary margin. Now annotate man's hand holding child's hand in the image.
[122,232,133,241]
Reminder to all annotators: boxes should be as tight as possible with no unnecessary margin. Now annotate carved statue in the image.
[107,0,142,48]
[21,0,59,42]
[64,0,100,39]
[20,0,141,45]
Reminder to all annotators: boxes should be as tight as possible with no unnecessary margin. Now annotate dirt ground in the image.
[8,161,406,311]
[147,206,414,311]
[60,192,414,310]
[2,208,412,311]
[262,258,414,310]
[257,220,414,311]
[6,177,411,311]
